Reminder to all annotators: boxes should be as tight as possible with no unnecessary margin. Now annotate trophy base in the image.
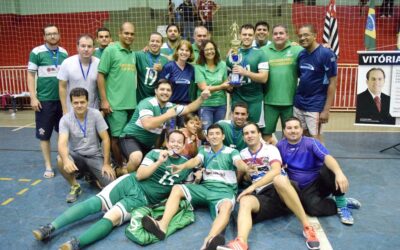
[230,73,242,86]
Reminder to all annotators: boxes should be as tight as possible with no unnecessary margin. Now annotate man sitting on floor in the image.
[33,130,192,250]
[141,123,252,250]
[276,117,361,225]
[218,122,319,250]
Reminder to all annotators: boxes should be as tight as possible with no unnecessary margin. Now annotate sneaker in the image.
[59,237,80,250]
[66,184,82,203]
[203,234,225,250]
[337,206,354,225]
[217,237,248,250]
[32,224,54,241]
[346,197,361,209]
[303,226,320,250]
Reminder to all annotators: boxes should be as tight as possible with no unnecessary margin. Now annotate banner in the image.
[355,51,400,126]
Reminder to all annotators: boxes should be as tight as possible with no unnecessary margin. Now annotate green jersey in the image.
[192,43,200,63]
[121,97,175,147]
[94,47,105,59]
[226,47,269,103]
[28,44,68,101]
[195,61,227,107]
[261,42,303,105]
[160,42,175,56]
[197,145,241,192]
[217,120,246,151]
[135,51,169,102]
[139,149,191,204]
[98,42,137,110]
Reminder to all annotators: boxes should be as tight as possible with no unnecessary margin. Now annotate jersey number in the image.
[159,171,179,185]
[144,67,158,86]
[241,65,251,84]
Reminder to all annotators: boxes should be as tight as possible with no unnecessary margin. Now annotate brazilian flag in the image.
[364,0,376,50]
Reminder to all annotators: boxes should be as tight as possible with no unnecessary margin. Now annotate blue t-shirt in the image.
[294,45,337,112]
[159,61,194,104]
[276,136,329,189]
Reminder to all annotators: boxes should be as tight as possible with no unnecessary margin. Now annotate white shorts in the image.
[293,107,322,136]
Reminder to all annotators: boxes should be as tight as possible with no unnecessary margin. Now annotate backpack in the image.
[125,199,195,245]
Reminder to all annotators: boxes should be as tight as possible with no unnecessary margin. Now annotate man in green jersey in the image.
[33,130,192,250]
[252,20,271,49]
[226,24,269,128]
[142,123,252,250]
[97,22,137,168]
[261,24,303,145]
[27,24,68,179]
[217,102,249,151]
[94,27,112,59]
[120,80,210,173]
[136,32,169,103]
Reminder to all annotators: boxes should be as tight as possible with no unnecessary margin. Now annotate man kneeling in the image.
[57,87,115,203]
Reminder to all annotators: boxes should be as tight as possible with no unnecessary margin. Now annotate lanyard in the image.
[147,52,160,67]
[205,146,224,167]
[75,112,88,138]
[45,44,59,68]
[248,143,263,164]
[79,58,92,81]
[230,121,242,145]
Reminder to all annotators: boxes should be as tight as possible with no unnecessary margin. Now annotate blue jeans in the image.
[199,105,227,131]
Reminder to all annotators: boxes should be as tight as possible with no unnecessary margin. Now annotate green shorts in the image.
[232,99,265,128]
[106,109,134,137]
[96,173,148,225]
[263,104,293,135]
[178,183,236,219]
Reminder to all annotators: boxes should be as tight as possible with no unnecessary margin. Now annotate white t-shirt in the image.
[57,55,100,111]
[240,143,282,193]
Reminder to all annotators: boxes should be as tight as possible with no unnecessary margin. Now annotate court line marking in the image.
[308,216,333,250]
[18,178,31,182]
[17,188,29,195]
[0,177,13,181]
[1,198,14,206]
[31,179,42,186]
[11,122,35,132]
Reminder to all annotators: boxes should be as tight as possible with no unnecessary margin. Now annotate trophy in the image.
[228,22,242,86]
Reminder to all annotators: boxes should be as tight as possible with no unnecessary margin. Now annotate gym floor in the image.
[0,110,399,250]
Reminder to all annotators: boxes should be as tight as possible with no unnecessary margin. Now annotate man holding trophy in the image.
[226,23,269,127]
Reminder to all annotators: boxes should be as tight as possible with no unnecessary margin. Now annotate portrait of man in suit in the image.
[356,67,396,125]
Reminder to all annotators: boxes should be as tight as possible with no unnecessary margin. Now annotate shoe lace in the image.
[40,224,53,238]
[304,226,317,241]
[339,207,352,218]
[70,185,80,194]
[228,238,246,250]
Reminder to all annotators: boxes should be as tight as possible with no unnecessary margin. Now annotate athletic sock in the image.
[78,218,114,247]
[51,196,102,230]
[335,195,347,208]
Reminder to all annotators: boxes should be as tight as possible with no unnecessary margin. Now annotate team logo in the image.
[300,63,314,71]
[38,128,45,135]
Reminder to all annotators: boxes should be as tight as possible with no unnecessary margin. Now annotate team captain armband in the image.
[258,62,269,71]
[175,105,185,117]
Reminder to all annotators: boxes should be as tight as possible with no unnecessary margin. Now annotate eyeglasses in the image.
[45,33,59,37]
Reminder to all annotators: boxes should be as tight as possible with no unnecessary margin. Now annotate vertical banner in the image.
[355,51,400,126]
